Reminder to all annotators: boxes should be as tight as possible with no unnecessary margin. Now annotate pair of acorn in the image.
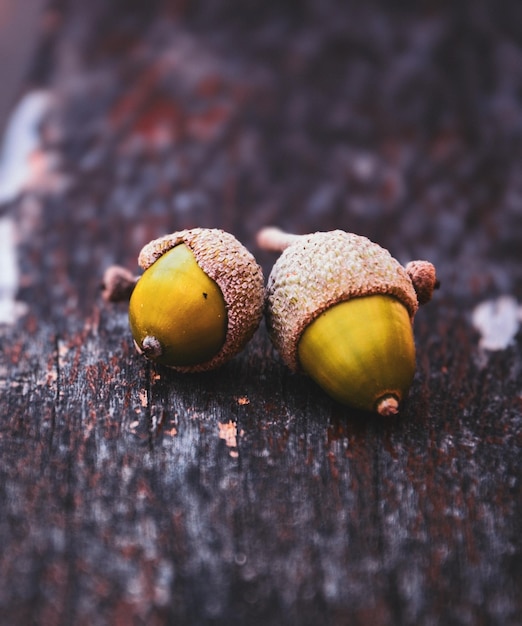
[103,227,437,416]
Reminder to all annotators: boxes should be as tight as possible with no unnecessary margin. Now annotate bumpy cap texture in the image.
[138,228,265,372]
[265,230,419,371]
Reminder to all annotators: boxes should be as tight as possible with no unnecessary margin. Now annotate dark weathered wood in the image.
[1,2,522,625]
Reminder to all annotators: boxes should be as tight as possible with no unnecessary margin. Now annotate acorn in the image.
[103,228,265,372]
[257,227,437,416]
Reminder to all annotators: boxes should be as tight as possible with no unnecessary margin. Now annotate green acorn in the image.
[104,228,265,372]
[257,227,437,415]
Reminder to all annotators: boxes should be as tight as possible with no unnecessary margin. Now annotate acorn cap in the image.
[138,228,265,372]
[264,230,420,372]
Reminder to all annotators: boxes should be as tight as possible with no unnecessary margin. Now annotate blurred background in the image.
[1,0,522,314]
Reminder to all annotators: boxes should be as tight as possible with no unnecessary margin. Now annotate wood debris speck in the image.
[218,420,242,457]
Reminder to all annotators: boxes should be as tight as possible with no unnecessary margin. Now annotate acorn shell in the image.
[264,230,419,372]
[129,244,227,367]
[137,228,265,372]
[297,294,416,413]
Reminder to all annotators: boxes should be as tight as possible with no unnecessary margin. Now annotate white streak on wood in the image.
[0,90,53,325]
[0,90,52,205]
[0,216,26,324]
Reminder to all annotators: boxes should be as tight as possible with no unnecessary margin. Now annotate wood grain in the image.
[1,2,522,624]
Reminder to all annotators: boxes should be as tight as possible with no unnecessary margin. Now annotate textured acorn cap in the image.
[138,228,265,372]
[265,230,420,372]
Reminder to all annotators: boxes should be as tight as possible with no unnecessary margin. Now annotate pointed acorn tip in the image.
[376,395,400,417]
[136,336,163,359]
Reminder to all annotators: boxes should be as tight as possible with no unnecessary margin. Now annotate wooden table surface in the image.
[1,2,521,624]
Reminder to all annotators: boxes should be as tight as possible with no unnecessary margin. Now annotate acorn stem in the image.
[404,260,438,306]
[256,227,303,252]
[375,394,400,416]
[102,265,139,302]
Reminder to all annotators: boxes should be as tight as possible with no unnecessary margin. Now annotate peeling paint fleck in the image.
[218,420,238,448]
[472,296,522,351]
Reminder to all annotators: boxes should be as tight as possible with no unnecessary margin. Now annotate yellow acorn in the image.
[257,227,437,415]
[103,228,265,372]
